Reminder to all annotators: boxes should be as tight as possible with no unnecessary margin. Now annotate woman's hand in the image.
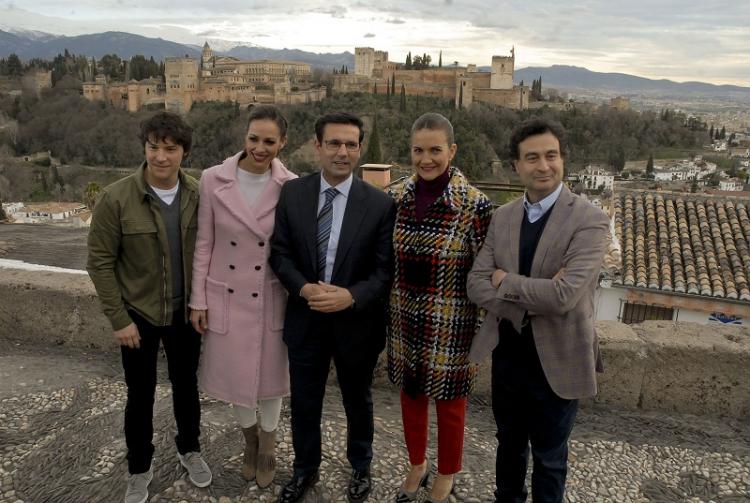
[190,309,208,335]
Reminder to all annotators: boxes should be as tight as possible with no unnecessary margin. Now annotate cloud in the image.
[311,5,348,19]
[364,33,375,38]
[386,18,405,24]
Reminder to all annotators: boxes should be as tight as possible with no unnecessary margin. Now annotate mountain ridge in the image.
[1,29,747,99]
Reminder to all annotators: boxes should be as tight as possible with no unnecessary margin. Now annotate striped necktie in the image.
[317,187,340,280]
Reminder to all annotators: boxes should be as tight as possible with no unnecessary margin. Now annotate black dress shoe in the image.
[348,469,371,502]
[278,471,319,503]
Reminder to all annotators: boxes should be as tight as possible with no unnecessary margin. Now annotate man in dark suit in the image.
[467,118,609,502]
[270,112,396,503]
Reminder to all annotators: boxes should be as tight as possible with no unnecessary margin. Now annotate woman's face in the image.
[410,128,457,181]
[242,119,286,173]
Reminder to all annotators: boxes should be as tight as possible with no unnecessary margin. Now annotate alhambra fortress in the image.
[336,47,528,109]
[81,43,529,113]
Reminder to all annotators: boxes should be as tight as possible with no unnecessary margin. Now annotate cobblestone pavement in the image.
[1,339,749,503]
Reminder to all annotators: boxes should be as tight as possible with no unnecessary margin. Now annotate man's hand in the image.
[190,309,208,335]
[114,322,141,349]
[491,268,508,289]
[300,282,326,300]
[308,282,354,313]
[553,267,566,281]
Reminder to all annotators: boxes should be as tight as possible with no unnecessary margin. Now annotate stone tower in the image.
[165,56,200,113]
[201,41,214,77]
[455,74,473,110]
[355,47,375,77]
[490,47,514,90]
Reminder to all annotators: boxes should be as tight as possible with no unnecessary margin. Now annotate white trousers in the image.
[232,397,282,432]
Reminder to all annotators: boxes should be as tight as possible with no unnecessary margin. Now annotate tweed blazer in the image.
[466,185,609,399]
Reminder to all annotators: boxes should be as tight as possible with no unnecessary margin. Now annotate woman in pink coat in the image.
[190,105,297,488]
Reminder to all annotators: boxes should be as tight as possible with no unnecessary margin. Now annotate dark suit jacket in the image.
[466,185,609,399]
[269,173,396,356]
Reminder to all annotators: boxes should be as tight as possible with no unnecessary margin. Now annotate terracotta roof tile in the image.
[614,189,750,302]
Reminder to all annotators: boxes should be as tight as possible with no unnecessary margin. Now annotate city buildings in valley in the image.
[578,165,615,192]
[719,178,746,191]
[333,46,529,110]
[652,158,717,182]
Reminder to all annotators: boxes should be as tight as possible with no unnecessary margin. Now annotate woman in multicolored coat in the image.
[388,113,493,503]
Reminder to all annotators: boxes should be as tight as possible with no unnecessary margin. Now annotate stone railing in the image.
[1,268,748,419]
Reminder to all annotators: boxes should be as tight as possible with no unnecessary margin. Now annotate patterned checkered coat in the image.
[387,167,493,399]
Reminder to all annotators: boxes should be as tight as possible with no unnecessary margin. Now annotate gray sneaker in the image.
[124,466,153,503]
[178,451,212,487]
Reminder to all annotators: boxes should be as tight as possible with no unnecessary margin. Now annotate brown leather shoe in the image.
[241,425,258,480]
[256,427,277,488]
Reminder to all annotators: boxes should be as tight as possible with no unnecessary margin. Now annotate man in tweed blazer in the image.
[466,118,609,503]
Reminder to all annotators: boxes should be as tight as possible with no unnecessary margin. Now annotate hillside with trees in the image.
[0,85,707,197]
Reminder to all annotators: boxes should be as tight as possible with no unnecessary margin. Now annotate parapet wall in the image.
[2,269,748,418]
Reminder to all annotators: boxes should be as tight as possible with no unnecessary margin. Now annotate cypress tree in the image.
[363,115,382,165]
[405,51,412,69]
[439,51,442,67]
[399,83,406,112]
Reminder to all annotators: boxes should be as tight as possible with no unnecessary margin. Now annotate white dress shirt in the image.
[318,173,353,283]
[523,182,563,223]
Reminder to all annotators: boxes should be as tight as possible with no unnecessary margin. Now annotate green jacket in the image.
[87,162,199,330]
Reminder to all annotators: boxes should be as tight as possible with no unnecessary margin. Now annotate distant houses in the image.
[651,157,717,182]
[3,202,89,226]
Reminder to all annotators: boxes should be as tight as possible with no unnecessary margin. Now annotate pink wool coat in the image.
[190,152,297,408]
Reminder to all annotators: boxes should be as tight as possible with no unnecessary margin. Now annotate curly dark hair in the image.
[139,111,193,154]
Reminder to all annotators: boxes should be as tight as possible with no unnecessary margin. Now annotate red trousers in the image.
[400,390,467,475]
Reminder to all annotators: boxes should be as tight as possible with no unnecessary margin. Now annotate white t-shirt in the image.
[236,167,271,208]
[149,181,179,205]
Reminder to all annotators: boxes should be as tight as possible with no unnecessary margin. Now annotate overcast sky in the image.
[2,0,748,86]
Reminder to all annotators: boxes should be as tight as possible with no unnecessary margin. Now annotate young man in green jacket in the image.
[87,111,211,503]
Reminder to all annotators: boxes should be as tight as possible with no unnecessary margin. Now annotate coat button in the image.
[255,265,261,271]
[228,288,234,293]
[230,241,237,246]
[258,241,265,247]
[252,293,258,298]
[229,265,235,270]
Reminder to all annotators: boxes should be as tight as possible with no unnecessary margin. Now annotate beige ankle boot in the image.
[241,425,259,480]
[256,428,277,488]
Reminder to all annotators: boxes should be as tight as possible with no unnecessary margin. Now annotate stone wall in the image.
[1,268,748,418]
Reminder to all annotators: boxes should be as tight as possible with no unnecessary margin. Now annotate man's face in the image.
[514,131,564,203]
[315,123,361,186]
[144,135,184,189]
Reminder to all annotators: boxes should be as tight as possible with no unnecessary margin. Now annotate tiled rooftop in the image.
[613,190,750,301]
